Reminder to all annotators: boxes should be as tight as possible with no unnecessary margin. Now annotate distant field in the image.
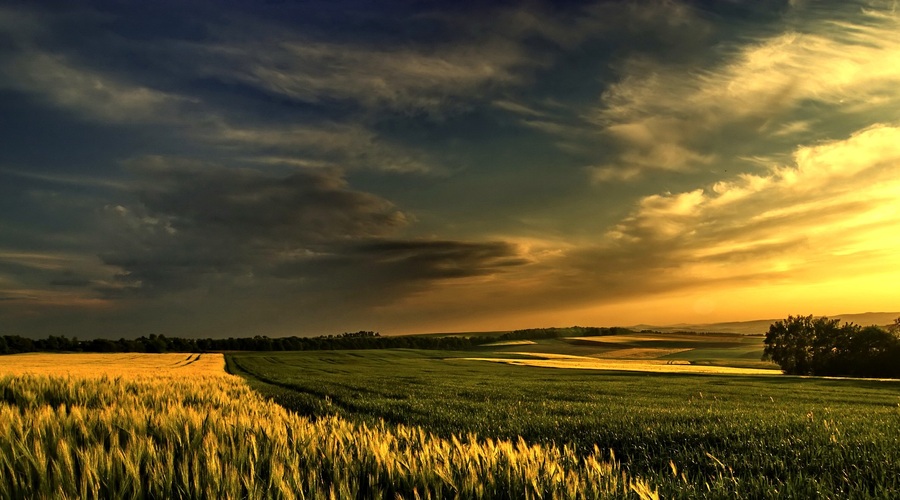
[472,331,776,372]
[460,354,776,375]
[0,352,222,378]
[229,347,900,498]
[480,339,537,347]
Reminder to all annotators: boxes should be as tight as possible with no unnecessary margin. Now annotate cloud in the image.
[491,100,552,119]
[214,123,435,174]
[590,1,900,180]
[182,1,703,119]
[344,240,532,281]
[0,7,439,174]
[0,250,115,313]
[0,167,130,191]
[76,134,900,334]
[587,165,643,183]
[97,157,534,307]
[49,277,93,287]
[480,1,717,155]
[0,44,436,173]
[0,49,195,124]
[190,25,531,117]
[0,251,73,272]
[99,158,409,293]
[390,123,900,324]
[594,124,900,292]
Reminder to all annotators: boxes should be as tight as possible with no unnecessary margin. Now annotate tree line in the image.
[0,326,626,355]
[496,326,632,341]
[763,315,900,378]
[0,331,482,355]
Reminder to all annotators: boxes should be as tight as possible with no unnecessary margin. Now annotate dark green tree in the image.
[890,317,900,336]
[764,315,900,377]
[763,315,856,375]
[763,315,818,375]
[842,325,899,376]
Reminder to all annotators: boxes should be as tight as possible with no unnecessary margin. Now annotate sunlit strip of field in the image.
[0,352,224,379]
[460,354,778,375]
[480,340,537,346]
[596,348,694,359]
[568,334,754,344]
[0,353,657,499]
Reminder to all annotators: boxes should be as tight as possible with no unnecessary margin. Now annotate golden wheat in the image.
[0,352,224,379]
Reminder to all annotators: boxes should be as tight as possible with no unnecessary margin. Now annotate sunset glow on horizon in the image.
[1,1,899,338]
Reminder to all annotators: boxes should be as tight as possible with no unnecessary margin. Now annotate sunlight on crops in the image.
[0,352,225,379]
[597,348,694,359]
[569,334,750,344]
[461,353,778,375]
[569,335,674,344]
[480,340,537,347]
[0,353,657,499]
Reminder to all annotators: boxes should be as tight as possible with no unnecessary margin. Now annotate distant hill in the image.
[632,312,900,335]
[631,319,775,335]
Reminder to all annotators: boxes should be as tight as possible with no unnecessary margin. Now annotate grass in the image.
[229,348,900,498]
[0,353,655,499]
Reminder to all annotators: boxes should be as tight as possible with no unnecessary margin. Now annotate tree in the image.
[764,315,816,375]
[841,325,899,377]
[764,315,900,378]
[890,317,900,336]
[763,315,851,375]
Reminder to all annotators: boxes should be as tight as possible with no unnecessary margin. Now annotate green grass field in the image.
[228,343,900,498]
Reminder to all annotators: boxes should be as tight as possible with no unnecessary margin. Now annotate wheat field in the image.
[0,352,222,378]
[0,353,656,499]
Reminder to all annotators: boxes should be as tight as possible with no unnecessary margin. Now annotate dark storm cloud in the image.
[132,158,407,243]
[294,239,532,286]
[99,158,408,294]
[353,240,531,278]
[98,158,531,305]
[49,277,93,287]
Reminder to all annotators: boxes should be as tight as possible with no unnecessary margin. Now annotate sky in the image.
[1,0,899,338]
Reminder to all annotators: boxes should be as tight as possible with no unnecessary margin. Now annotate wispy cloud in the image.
[491,100,553,119]
[0,167,130,191]
[187,2,638,117]
[213,123,435,174]
[590,1,900,181]
[0,251,74,272]
[0,50,195,124]
[0,9,439,174]
[198,37,528,116]
[0,249,117,312]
